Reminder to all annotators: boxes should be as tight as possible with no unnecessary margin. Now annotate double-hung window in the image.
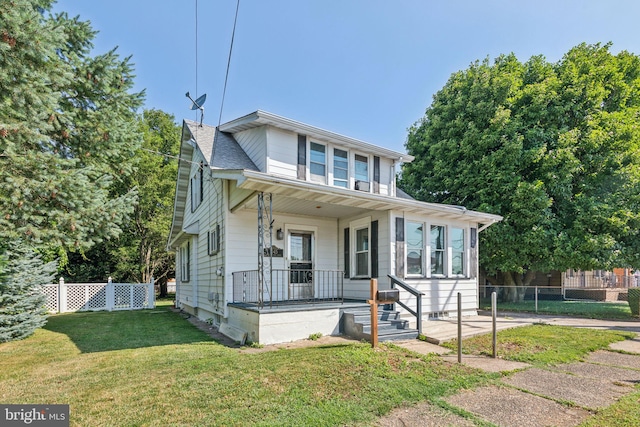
[430,225,445,276]
[191,165,203,212]
[351,218,370,277]
[310,142,326,183]
[333,148,348,188]
[406,222,424,276]
[354,154,369,191]
[451,227,465,275]
[180,242,191,282]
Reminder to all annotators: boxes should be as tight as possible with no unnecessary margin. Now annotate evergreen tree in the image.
[0,0,144,252]
[0,0,143,340]
[0,243,57,342]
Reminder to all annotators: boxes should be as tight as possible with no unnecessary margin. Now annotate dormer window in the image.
[310,142,326,183]
[333,148,348,188]
[354,154,369,192]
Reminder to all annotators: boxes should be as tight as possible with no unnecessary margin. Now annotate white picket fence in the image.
[43,278,155,313]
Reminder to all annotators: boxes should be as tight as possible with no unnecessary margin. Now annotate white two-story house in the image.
[167,111,502,344]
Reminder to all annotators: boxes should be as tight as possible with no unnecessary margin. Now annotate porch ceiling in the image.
[231,171,503,224]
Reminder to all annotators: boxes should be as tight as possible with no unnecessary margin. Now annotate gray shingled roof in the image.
[184,119,259,171]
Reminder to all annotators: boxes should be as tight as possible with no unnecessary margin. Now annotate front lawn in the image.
[441,323,635,366]
[479,299,634,320]
[0,305,494,426]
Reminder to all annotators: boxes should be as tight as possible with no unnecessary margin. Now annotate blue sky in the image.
[53,0,640,154]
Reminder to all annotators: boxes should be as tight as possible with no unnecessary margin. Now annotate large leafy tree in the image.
[0,0,143,339]
[400,43,640,300]
[65,110,180,295]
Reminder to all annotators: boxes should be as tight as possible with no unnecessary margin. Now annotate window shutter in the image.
[343,227,350,278]
[470,227,477,279]
[395,217,404,277]
[373,156,380,194]
[297,134,306,180]
[371,220,378,278]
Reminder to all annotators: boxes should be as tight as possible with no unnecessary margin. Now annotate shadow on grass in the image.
[43,305,214,353]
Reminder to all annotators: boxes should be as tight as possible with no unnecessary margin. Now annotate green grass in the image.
[0,305,495,426]
[578,388,640,427]
[442,324,635,366]
[479,299,635,320]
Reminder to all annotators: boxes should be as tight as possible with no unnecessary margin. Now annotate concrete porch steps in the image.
[342,307,419,342]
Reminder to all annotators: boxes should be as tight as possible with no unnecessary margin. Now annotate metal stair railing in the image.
[387,274,424,335]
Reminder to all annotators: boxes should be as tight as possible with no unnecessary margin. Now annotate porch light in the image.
[276,228,284,240]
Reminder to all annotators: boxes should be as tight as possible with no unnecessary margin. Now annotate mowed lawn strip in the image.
[442,323,635,366]
[479,299,634,320]
[0,304,496,427]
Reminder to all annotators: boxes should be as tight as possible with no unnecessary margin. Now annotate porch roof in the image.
[217,169,503,224]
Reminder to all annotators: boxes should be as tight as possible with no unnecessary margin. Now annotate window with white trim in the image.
[190,165,203,212]
[333,148,348,188]
[355,226,369,277]
[354,154,369,191]
[180,241,191,282]
[430,225,445,276]
[208,224,220,256]
[450,227,465,275]
[310,142,326,183]
[406,222,424,276]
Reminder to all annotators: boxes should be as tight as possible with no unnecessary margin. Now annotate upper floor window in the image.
[191,164,203,212]
[430,225,445,276]
[355,154,369,191]
[333,148,348,188]
[451,227,465,275]
[406,222,424,276]
[310,142,326,183]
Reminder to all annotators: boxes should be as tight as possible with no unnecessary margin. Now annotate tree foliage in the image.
[0,0,143,340]
[0,0,143,252]
[0,242,56,342]
[400,43,640,297]
[64,110,180,294]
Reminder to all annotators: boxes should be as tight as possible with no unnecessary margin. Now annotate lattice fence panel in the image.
[133,285,149,309]
[86,285,107,310]
[66,285,88,311]
[42,285,59,313]
[114,284,132,309]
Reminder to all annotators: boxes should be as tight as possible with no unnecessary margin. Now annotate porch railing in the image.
[232,269,344,308]
[388,274,424,335]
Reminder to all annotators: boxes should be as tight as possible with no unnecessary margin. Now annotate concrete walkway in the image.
[384,314,640,427]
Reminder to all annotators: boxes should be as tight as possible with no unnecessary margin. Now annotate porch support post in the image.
[257,192,273,308]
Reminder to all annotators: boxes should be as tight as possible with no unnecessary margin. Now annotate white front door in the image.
[288,232,314,299]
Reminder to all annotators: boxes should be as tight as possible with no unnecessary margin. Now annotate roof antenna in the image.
[186,92,207,127]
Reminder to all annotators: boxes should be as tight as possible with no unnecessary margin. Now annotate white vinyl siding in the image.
[266,127,298,177]
[233,127,267,172]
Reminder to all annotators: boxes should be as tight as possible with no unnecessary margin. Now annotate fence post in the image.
[149,277,155,308]
[106,277,114,311]
[535,285,538,313]
[457,292,462,363]
[492,291,497,358]
[59,277,67,313]
[369,279,379,348]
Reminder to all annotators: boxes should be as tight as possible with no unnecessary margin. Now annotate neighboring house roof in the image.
[184,119,258,171]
